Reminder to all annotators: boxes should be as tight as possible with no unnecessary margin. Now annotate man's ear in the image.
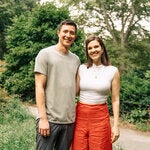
[57,30,59,36]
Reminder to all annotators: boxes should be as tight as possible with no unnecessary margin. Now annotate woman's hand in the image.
[111,125,120,143]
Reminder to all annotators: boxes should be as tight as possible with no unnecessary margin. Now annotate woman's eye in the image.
[94,45,99,49]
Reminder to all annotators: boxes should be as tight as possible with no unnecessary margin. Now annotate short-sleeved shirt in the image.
[79,64,118,104]
[34,45,80,124]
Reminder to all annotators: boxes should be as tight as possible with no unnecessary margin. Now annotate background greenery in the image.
[0,0,39,59]
[0,3,85,101]
[0,1,149,149]
[0,95,36,150]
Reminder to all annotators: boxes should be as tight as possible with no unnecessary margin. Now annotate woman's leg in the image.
[88,104,112,150]
[71,103,89,150]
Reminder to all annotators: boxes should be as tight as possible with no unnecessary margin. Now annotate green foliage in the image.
[0,0,38,59]
[0,98,30,124]
[121,71,149,123]
[59,0,150,49]
[108,69,150,124]
[106,38,150,125]
[0,3,85,101]
[124,109,149,124]
[128,38,150,72]
[105,37,150,73]
[0,98,36,150]
[120,71,150,112]
[105,40,129,72]
[136,122,150,132]
[113,145,124,150]
[72,29,86,63]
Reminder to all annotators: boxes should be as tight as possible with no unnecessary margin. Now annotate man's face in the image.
[57,25,76,48]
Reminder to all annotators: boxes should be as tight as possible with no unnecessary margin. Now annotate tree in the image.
[0,0,39,59]
[57,0,150,49]
[128,38,150,71]
[0,3,85,101]
[51,0,150,73]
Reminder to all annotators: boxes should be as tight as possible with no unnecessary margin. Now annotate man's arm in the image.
[35,72,50,137]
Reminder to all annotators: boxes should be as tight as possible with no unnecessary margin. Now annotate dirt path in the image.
[113,126,150,150]
[27,106,150,150]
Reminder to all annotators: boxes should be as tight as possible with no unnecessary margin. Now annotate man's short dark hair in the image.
[58,19,77,33]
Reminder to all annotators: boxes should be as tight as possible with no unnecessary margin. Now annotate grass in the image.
[0,96,36,150]
[136,123,150,132]
[113,145,124,150]
[119,117,150,132]
[0,60,6,73]
[0,60,36,149]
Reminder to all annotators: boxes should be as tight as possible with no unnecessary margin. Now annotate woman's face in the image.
[87,40,103,65]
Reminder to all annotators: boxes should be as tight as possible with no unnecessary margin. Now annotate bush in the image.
[120,70,150,115]
[0,3,85,101]
[124,109,149,124]
[121,70,150,123]
[108,70,150,123]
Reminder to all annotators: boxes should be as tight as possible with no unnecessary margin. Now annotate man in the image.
[34,19,80,150]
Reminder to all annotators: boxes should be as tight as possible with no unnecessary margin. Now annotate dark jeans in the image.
[36,119,74,150]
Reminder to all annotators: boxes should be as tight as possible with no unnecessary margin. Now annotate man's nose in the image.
[65,32,71,37]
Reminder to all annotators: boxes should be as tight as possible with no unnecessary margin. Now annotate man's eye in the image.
[63,30,75,35]
[63,30,68,33]
[70,31,75,35]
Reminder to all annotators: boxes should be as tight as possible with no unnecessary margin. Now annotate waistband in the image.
[78,101,107,106]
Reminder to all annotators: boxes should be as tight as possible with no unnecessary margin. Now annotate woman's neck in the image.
[93,61,101,66]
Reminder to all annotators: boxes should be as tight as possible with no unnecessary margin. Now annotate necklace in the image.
[93,64,103,79]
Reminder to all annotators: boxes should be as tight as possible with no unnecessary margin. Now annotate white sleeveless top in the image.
[79,64,118,104]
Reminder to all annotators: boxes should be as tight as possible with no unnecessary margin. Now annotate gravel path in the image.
[27,106,150,150]
[113,127,150,150]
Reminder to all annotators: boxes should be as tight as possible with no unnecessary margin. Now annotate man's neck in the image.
[56,44,69,54]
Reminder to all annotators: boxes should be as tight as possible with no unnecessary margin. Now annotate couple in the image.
[34,19,120,150]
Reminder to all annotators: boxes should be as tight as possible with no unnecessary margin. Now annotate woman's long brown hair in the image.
[85,35,110,68]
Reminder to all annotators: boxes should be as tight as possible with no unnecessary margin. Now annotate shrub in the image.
[0,3,85,101]
[108,70,150,123]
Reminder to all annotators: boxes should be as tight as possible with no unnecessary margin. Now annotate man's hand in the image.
[38,118,50,137]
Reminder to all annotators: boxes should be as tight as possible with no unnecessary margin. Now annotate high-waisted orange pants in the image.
[71,102,112,150]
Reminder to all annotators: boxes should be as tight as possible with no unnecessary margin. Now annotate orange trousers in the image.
[71,102,112,150]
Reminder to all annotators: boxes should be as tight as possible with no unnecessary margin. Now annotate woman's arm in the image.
[76,69,80,96]
[111,69,120,143]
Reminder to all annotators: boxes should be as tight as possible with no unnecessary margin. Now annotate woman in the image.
[72,35,120,150]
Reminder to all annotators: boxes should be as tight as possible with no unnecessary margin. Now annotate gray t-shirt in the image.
[34,45,80,124]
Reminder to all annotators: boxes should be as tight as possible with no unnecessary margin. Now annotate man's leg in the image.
[55,123,75,150]
[36,120,60,150]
